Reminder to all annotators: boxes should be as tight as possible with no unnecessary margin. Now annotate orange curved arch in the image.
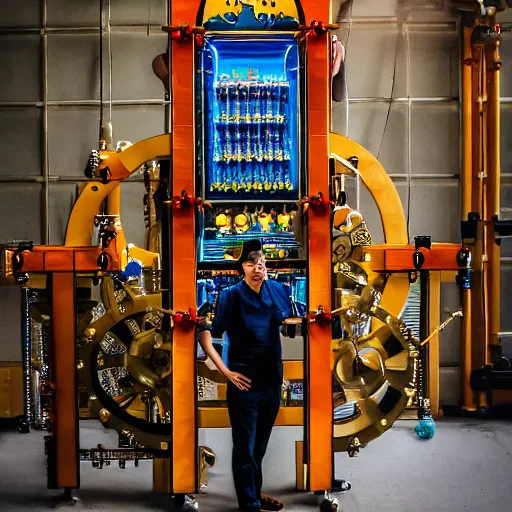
[329,132,410,319]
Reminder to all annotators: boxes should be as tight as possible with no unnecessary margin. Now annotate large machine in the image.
[1,0,510,511]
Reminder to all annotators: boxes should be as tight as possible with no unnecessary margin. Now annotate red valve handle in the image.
[307,306,332,326]
[168,190,212,213]
[299,191,333,213]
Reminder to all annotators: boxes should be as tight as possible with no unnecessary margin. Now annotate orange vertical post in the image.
[485,39,501,358]
[170,0,200,495]
[461,25,475,410]
[303,0,333,492]
[51,272,79,489]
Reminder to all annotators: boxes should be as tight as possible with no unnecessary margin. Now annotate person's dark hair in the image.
[237,239,264,275]
[245,250,265,264]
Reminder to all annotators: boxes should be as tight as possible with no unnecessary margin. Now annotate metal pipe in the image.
[387,174,460,180]
[418,271,430,411]
[460,25,475,410]
[0,24,164,36]
[0,175,145,183]
[20,286,32,431]
[470,39,489,410]
[0,99,170,108]
[42,0,50,245]
[338,19,456,29]
[348,96,458,103]
[485,38,502,362]
[40,0,50,244]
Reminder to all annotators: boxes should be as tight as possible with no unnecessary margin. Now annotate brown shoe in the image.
[260,494,283,511]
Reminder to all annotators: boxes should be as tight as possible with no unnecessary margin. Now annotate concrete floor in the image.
[0,418,511,512]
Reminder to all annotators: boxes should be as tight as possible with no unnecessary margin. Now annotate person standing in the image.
[198,240,292,511]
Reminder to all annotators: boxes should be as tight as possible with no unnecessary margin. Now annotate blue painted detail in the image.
[415,416,436,439]
[204,4,299,31]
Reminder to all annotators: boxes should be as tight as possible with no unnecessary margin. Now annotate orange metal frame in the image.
[303,0,333,493]
[4,244,119,490]
[169,0,201,495]
[363,244,462,273]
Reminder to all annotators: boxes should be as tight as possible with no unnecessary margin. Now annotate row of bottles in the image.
[210,80,295,195]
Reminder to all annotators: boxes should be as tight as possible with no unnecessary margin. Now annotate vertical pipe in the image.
[462,27,473,219]
[461,25,475,410]
[427,272,441,417]
[405,22,412,238]
[20,286,32,431]
[42,0,50,244]
[419,271,430,408]
[485,38,501,361]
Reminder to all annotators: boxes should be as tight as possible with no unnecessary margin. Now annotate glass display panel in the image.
[199,202,301,262]
[198,35,300,200]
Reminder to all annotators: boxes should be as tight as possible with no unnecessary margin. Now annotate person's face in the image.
[242,255,266,284]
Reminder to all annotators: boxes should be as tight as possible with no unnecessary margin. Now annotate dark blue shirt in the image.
[208,279,292,388]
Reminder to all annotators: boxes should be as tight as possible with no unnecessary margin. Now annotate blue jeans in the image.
[227,382,281,510]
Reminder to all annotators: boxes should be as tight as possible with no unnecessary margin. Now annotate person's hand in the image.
[226,370,252,391]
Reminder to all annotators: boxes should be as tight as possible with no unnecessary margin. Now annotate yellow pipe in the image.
[485,39,501,358]
[106,184,128,266]
[461,27,475,410]
[64,181,117,246]
[462,27,473,219]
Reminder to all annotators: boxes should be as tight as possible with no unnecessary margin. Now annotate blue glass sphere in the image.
[415,415,436,439]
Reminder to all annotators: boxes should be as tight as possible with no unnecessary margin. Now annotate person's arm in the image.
[197,289,252,391]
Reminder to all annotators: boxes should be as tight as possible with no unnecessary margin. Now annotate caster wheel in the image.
[173,494,186,507]
[319,498,338,512]
[17,417,30,434]
[172,494,199,510]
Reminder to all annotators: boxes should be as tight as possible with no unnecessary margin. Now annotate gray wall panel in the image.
[343,102,392,157]
[411,104,459,175]
[0,0,40,27]
[120,181,146,250]
[48,183,78,245]
[0,35,41,102]
[500,239,512,258]
[408,180,460,242]
[501,265,512,332]
[47,0,100,27]
[501,105,512,176]
[344,25,398,98]
[47,105,166,178]
[500,32,512,98]
[110,105,166,143]
[48,107,100,177]
[439,282,462,367]
[361,179,459,244]
[501,183,512,210]
[0,108,41,177]
[110,0,167,25]
[439,366,461,407]
[393,28,458,99]
[350,0,398,18]
[111,33,167,100]
[0,286,21,361]
[47,35,100,101]
[0,183,42,244]
[377,104,407,176]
